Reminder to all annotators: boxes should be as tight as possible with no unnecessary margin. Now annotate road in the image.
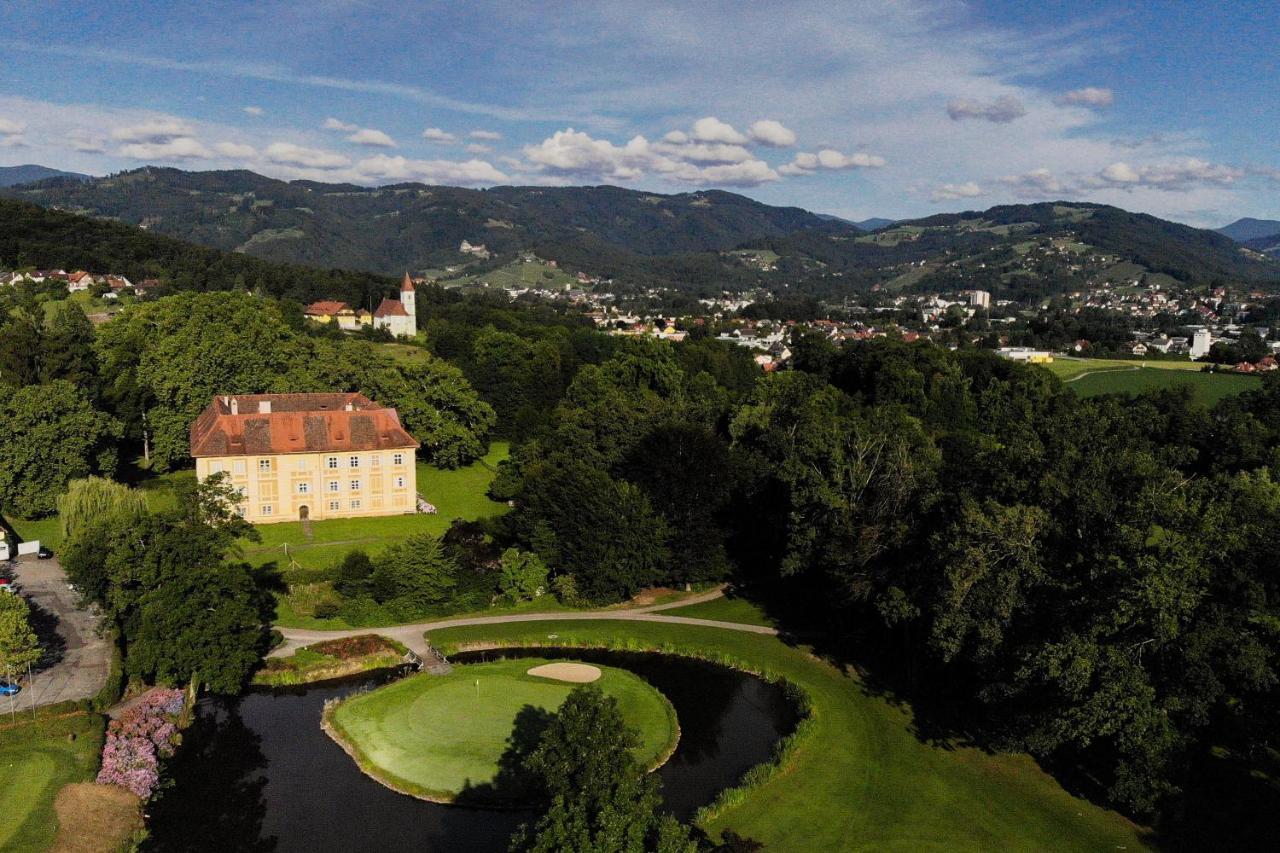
[6,556,110,709]
[271,587,776,659]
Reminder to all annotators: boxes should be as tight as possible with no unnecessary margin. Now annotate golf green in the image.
[326,658,678,803]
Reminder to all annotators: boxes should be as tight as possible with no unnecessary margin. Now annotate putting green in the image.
[326,658,678,803]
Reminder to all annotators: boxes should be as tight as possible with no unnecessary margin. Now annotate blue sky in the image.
[0,1,1275,226]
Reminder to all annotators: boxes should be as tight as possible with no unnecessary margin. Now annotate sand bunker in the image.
[527,662,602,683]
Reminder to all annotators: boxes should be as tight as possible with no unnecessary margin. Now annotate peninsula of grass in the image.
[253,634,409,686]
[427,620,1151,852]
[325,658,678,805]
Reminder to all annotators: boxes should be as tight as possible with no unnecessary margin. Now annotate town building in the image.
[968,290,991,309]
[373,272,417,338]
[1190,328,1213,359]
[190,392,419,524]
[996,346,1054,364]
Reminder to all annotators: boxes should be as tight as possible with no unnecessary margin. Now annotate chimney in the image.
[344,402,354,411]
[259,400,272,414]
[230,398,239,415]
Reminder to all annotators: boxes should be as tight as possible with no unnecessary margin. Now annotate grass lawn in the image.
[1070,367,1260,406]
[0,715,105,852]
[243,441,510,576]
[427,621,1150,852]
[1042,357,1206,381]
[4,515,63,550]
[662,595,775,627]
[327,658,677,803]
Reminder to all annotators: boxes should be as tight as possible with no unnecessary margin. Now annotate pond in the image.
[145,650,798,852]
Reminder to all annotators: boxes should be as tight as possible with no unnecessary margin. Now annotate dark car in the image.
[37,547,53,559]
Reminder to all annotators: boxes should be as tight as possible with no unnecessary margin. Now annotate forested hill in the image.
[2,167,852,274]
[0,164,90,187]
[5,168,1277,298]
[0,197,396,307]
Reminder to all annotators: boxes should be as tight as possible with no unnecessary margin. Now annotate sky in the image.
[0,1,1276,227]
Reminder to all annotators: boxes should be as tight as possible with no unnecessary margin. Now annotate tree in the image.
[368,533,459,611]
[57,476,146,542]
[0,380,121,517]
[498,549,549,603]
[0,593,41,675]
[40,300,99,394]
[0,314,42,387]
[512,686,684,853]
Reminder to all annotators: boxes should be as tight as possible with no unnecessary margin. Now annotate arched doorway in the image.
[299,505,309,520]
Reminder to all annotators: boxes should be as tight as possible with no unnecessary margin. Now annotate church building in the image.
[373,272,417,338]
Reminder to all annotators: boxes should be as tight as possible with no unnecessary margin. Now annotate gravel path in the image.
[272,587,776,659]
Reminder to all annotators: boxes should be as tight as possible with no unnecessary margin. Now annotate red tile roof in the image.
[401,271,415,292]
[373,297,408,318]
[190,393,419,458]
[305,300,351,316]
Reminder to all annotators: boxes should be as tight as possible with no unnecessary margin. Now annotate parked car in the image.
[37,547,53,559]
[0,682,19,696]
[0,578,13,593]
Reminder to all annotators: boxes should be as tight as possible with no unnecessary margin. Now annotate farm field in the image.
[428,620,1150,852]
[1068,366,1260,405]
[1042,357,1206,381]
[326,658,677,803]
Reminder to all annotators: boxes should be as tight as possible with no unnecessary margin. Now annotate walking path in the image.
[271,587,776,659]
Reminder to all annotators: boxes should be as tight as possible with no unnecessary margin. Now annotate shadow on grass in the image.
[455,704,555,806]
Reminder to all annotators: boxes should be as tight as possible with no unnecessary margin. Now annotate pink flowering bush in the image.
[96,687,186,799]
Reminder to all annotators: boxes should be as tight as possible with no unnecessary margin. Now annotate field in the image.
[439,258,579,291]
[428,620,1149,852]
[242,441,510,575]
[663,594,775,627]
[326,658,678,803]
[1044,359,1260,405]
[0,714,106,852]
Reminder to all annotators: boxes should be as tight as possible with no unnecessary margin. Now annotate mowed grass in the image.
[428,621,1150,852]
[328,658,677,802]
[1071,367,1260,406]
[663,595,775,627]
[242,441,510,573]
[0,717,105,852]
[1042,357,1206,381]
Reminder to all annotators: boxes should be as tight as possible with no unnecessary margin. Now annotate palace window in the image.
[297,482,310,494]
[393,453,404,466]
[350,499,361,509]
[394,476,405,488]
[328,500,340,511]
[232,461,246,475]
[350,480,361,491]
[328,480,340,492]
[327,457,339,469]
[349,455,360,468]
[371,454,381,468]
[261,504,273,516]
[258,459,272,472]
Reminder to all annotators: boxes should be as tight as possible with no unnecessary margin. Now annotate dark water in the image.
[146,651,797,853]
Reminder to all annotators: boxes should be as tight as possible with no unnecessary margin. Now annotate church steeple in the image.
[399,271,416,337]
[401,271,415,292]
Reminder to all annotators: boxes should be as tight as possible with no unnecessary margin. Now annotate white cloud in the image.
[421,127,457,143]
[242,105,264,116]
[946,96,1027,123]
[662,130,689,144]
[522,127,779,186]
[263,141,351,169]
[999,168,1069,197]
[469,129,501,140]
[0,135,27,148]
[748,119,797,147]
[349,154,508,185]
[691,116,749,144]
[0,118,27,135]
[1055,87,1114,108]
[1095,158,1243,190]
[466,143,493,154]
[347,127,396,147]
[779,148,886,175]
[111,119,195,143]
[323,117,358,131]
[69,132,106,153]
[931,181,983,201]
[118,137,214,160]
[213,141,257,158]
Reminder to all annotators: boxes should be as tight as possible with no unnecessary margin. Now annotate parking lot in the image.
[5,556,110,708]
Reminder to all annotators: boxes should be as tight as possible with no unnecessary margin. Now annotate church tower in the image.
[400,271,416,337]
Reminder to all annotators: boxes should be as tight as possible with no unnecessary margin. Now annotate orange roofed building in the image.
[190,392,419,524]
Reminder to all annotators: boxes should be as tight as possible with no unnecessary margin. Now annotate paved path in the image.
[272,587,776,659]
[7,557,110,709]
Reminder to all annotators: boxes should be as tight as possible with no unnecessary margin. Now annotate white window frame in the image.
[350,480,361,491]
[393,453,404,466]
[261,504,273,516]
[297,482,310,494]
[394,476,405,488]
[328,480,340,493]
[349,499,361,509]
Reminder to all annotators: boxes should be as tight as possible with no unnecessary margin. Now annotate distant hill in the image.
[852,217,896,231]
[3,168,1275,300]
[1243,232,1280,259]
[3,167,849,275]
[1216,217,1280,242]
[0,164,90,187]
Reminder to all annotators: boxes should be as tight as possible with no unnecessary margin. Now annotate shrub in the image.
[96,688,185,800]
[551,574,586,608]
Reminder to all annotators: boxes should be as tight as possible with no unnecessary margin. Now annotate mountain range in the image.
[3,166,1277,298]
[0,164,90,187]
[1216,217,1280,243]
